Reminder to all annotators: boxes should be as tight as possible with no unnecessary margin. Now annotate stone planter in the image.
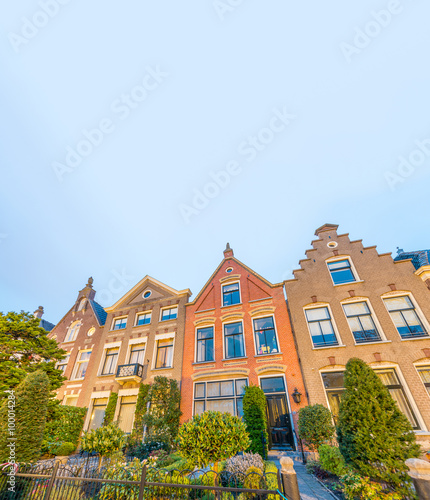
[55,455,69,465]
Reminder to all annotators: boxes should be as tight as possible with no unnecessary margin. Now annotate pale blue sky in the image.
[1,1,429,323]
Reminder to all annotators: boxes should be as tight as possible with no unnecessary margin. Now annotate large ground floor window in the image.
[118,395,138,433]
[193,378,248,417]
[88,398,108,431]
[321,367,420,429]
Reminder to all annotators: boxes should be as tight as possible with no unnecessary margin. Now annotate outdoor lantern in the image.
[292,388,302,404]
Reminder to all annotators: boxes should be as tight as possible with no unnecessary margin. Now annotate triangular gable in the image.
[247,277,272,301]
[195,285,215,312]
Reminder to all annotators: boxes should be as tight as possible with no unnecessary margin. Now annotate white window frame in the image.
[221,281,242,307]
[71,349,92,380]
[414,362,430,400]
[303,303,343,349]
[159,306,178,322]
[63,395,79,406]
[127,338,147,365]
[381,292,430,340]
[340,298,388,344]
[326,256,360,287]
[135,311,152,327]
[152,333,175,370]
[192,377,249,417]
[65,321,81,343]
[111,315,128,331]
[252,314,281,356]
[97,341,122,377]
[84,391,111,431]
[194,324,215,363]
[222,319,246,360]
[57,353,71,374]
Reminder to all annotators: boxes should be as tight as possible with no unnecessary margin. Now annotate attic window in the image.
[143,291,152,299]
[226,267,233,273]
[327,242,338,249]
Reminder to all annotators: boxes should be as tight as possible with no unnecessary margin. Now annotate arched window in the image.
[65,321,81,342]
[77,298,87,311]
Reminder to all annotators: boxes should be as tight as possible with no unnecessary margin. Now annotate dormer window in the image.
[77,298,87,311]
[222,283,240,306]
[327,259,356,285]
[65,321,81,342]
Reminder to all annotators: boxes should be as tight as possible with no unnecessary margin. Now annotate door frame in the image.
[258,373,297,450]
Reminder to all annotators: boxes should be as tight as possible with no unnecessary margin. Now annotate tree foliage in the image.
[80,423,126,466]
[178,411,250,471]
[44,405,87,447]
[103,392,118,427]
[141,376,181,446]
[0,311,66,402]
[337,358,420,496]
[298,404,335,451]
[242,385,269,458]
[0,370,50,463]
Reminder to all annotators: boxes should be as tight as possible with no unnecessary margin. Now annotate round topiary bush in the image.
[298,404,335,451]
[54,442,76,456]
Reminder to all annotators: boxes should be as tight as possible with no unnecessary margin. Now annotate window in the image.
[73,350,91,380]
[260,376,286,394]
[305,307,339,348]
[224,322,245,359]
[194,379,248,417]
[118,395,137,433]
[101,347,119,375]
[417,366,430,396]
[383,296,427,339]
[327,259,356,285]
[375,369,420,429]
[143,291,152,298]
[161,307,177,321]
[129,343,145,365]
[112,317,127,330]
[88,398,108,431]
[343,302,381,343]
[222,283,240,306]
[196,326,214,362]
[87,327,96,337]
[63,396,78,407]
[155,338,174,368]
[321,372,345,423]
[77,298,86,311]
[136,312,151,326]
[57,354,70,374]
[254,317,279,355]
[65,321,81,342]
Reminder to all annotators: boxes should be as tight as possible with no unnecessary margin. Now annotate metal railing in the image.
[116,363,144,378]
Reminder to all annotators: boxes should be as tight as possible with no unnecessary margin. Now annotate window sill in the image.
[108,329,127,333]
[192,361,215,365]
[354,340,391,347]
[222,357,248,361]
[159,318,177,323]
[333,280,364,287]
[195,308,216,313]
[401,336,430,342]
[153,366,173,370]
[97,373,116,377]
[254,352,283,358]
[133,324,151,328]
[221,303,242,309]
[312,344,347,350]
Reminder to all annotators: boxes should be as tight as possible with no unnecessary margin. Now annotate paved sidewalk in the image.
[269,452,335,500]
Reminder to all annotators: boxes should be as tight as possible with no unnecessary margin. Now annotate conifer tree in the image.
[242,385,269,458]
[337,358,420,495]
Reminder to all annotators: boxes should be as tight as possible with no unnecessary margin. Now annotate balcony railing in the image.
[115,363,144,384]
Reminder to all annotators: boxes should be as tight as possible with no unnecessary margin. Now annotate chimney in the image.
[34,306,44,319]
[223,242,234,259]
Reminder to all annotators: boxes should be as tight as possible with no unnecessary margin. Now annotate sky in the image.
[1,1,429,324]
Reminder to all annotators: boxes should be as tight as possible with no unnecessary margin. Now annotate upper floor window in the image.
[73,350,91,380]
[305,307,339,348]
[327,259,356,285]
[222,283,240,306]
[136,312,151,326]
[77,298,86,311]
[196,326,214,363]
[254,317,279,355]
[65,321,81,342]
[101,347,119,375]
[342,302,381,344]
[155,338,174,368]
[57,354,70,374]
[112,317,127,330]
[383,296,428,339]
[129,343,146,365]
[160,307,177,322]
[417,366,430,396]
[224,322,245,359]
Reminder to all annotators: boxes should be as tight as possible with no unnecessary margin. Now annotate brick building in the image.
[284,224,430,448]
[181,244,307,450]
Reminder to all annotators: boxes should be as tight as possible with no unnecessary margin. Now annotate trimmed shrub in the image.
[54,442,76,456]
[298,404,335,451]
[337,358,420,496]
[44,405,87,447]
[178,411,250,471]
[318,444,348,476]
[225,452,264,476]
[244,466,265,490]
[242,385,269,459]
[0,370,49,463]
[103,392,118,426]
[131,440,170,460]
[80,423,125,469]
[341,471,403,500]
[264,461,279,500]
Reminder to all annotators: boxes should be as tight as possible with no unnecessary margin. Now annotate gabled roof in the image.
[189,255,279,306]
[89,300,107,326]
[394,249,430,270]
[104,275,191,312]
